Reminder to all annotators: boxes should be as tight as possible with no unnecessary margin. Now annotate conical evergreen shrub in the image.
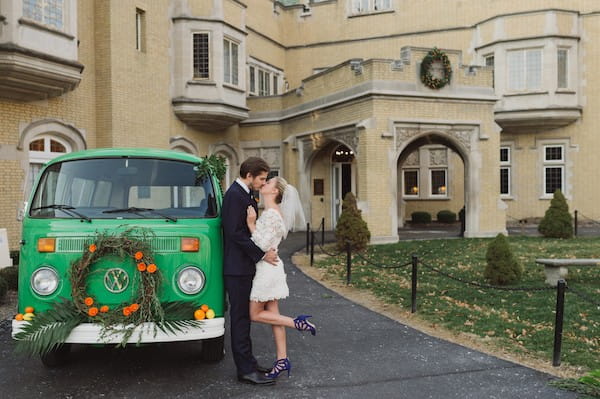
[538,189,573,238]
[335,192,371,252]
[484,234,522,285]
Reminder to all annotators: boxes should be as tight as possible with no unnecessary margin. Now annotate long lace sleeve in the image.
[251,209,284,252]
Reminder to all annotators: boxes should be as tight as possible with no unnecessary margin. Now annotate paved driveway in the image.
[0,232,575,398]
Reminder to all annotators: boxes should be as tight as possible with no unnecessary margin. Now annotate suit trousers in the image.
[224,275,257,375]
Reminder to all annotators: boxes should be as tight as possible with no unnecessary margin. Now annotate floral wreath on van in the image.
[14,228,203,356]
[420,47,452,90]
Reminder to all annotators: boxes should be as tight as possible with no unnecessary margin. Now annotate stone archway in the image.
[294,126,360,229]
[391,121,491,238]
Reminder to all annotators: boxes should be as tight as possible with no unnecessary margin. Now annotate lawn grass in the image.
[314,235,600,371]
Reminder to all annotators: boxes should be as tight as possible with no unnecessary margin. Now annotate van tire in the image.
[201,336,224,362]
[40,344,71,367]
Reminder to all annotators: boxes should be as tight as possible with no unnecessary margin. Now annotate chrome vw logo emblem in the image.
[104,268,129,293]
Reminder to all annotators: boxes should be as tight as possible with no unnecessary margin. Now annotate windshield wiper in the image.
[103,207,177,222]
[31,204,92,223]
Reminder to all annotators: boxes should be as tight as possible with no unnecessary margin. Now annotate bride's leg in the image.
[249,300,294,328]
[266,301,287,360]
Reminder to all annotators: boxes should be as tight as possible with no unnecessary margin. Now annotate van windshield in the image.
[29,157,218,220]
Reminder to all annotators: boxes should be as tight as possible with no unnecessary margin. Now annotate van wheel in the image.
[201,336,224,362]
[40,344,71,367]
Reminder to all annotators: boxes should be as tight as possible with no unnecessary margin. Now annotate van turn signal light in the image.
[181,237,199,252]
[37,238,56,253]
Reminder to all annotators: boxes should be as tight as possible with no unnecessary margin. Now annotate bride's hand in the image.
[246,205,257,227]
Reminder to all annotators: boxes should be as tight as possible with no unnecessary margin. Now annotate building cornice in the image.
[0,42,84,71]
[242,80,497,125]
[475,35,580,51]
[172,16,247,36]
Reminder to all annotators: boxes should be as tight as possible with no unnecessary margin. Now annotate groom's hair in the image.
[240,157,270,178]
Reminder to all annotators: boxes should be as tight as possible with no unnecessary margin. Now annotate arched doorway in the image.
[397,133,466,234]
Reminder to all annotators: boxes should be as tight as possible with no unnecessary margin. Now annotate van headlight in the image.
[177,266,205,295]
[31,267,59,296]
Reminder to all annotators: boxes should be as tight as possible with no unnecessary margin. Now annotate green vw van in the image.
[12,148,225,365]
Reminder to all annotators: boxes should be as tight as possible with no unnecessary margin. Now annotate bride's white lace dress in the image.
[250,208,289,302]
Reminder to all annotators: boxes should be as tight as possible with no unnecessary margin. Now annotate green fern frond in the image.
[14,299,84,356]
[161,301,201,321]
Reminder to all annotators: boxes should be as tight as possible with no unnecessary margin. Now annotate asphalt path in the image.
[0,232,576,398]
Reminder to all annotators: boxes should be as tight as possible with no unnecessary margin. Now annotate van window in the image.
[30,157,217,219]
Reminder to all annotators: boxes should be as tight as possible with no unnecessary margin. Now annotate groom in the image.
[222,156,278,385]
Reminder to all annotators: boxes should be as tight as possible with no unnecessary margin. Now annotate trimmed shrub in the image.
[335,192,371,252]
[411,211,431,224]
[0,275,7,302]
[484,234,522,285]
[538,190,573,238]
[437,210,457,223]
[0,266,18,291]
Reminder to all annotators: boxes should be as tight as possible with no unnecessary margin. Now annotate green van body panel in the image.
[17,148,225,322]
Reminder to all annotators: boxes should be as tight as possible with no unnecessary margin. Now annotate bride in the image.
[246,176,316,379]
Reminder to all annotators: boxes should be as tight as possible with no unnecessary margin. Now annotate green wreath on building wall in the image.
[420,48,452,90]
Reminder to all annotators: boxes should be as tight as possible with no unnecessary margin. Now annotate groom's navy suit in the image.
[222,181,265,375]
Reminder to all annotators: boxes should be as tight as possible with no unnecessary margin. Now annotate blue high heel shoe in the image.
[293,315,316,336]
[265,358,291,379]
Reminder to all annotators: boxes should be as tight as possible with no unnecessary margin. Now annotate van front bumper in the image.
[12,317,224,344]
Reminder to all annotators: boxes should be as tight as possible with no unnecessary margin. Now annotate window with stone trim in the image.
[27,135,70,195]
[223,37,239,86]
[557,48,568,89]
[500,146,511,196]
[430,169,447,196]
[193,33,209,79]
[543,144,565,195]
[135,8,145,52]
[507,48,542,91]
[248,62,282,96]
[403,169,419,197]
[23,0,64,30]
[351,0,392,14]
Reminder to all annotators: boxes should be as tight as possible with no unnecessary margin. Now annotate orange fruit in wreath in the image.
[200,304,209,312]
[194,309,206,320]
[24,306,34,314]
[15,314,24,321]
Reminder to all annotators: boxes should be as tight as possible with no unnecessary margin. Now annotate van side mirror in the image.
[17,201,28,222]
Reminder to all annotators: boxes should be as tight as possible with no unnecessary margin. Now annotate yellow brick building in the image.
[1,0,598,248]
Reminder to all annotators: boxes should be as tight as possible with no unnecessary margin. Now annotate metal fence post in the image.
[321,217,325,246]
[574,210,578,237]
[553,279,566,367]
[310,230,315,266]
[411,255,418,313]
[306,222,310,254]
[346,242,352,285]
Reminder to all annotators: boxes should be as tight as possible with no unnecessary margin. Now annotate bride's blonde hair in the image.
[273,176,288,204]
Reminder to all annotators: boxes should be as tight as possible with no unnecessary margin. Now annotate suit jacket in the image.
[222,181,265,276]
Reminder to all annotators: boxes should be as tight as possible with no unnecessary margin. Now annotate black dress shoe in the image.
[256,364,271,373]
[238,371,276,385]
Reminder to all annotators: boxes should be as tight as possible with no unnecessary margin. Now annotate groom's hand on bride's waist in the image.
[263,248,279,265]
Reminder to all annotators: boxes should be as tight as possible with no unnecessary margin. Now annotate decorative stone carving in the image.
[429,149,447,166]
[394,123,476,153]
[451,130,473,151]
[263,147,280,168]
[299,129,359,169]
[404,151,419,166]
[244,148,260,158]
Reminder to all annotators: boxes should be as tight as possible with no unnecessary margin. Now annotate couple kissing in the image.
[221,157,316,385]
